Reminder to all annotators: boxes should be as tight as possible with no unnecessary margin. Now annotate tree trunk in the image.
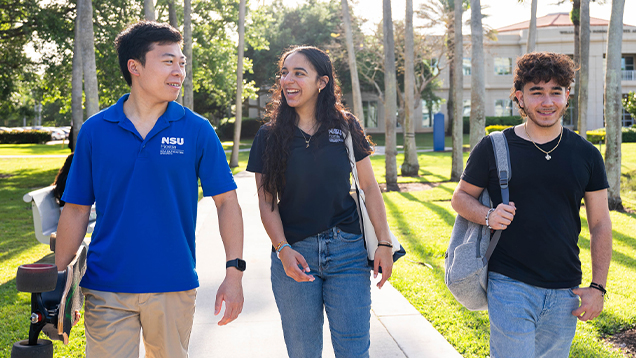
[470,0,485,150]
[144,0,155,21]
[183,0,194,109]
[573,0,580,130]
[446,21,454,137]
[604,0,625,211]
[401,0,419,177]
[79,0,99,118]
[383,0,398,189]
[230,0,246,168]
[341,0,364,126]
[526,0,537,53]
[578,0,589,138]
[451,0,464,181]
[168,0,182,104]
[71,0,84,151]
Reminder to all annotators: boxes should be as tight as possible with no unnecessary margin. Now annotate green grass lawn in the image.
[0,144,72,156]
[367,132,470,150]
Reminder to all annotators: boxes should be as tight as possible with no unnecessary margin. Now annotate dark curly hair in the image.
[52,153,74,206]
[510,52,575,117]
[260,46,372,208]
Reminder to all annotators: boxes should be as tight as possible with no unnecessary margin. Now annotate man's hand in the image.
[489,202,516,230]
[571,287,604,321]
[373,246,393,289]
[279,247,315,282]
[214,270,244,326]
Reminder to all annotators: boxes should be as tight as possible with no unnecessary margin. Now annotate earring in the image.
[318,87,322,93]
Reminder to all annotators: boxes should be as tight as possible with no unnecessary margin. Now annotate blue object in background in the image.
[434,113,445,152]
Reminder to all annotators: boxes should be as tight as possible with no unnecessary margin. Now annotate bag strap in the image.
[482,131,511,265]
[345,133,360,191]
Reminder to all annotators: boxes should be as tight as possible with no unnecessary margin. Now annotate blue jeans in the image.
[487,272,580,358]
[271,227,371,358]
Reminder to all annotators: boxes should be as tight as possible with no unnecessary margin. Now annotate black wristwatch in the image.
[226,258,246,272]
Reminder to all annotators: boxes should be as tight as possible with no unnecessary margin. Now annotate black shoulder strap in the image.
[482,131,511,265]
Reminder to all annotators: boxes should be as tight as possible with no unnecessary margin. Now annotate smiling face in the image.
[515,79,569,128]
[279,52,327,114]
[129,42,185,103]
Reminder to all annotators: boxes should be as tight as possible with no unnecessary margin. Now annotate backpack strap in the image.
[482,131,511,265]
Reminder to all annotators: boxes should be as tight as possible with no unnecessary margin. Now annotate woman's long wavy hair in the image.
[260,46,372,208]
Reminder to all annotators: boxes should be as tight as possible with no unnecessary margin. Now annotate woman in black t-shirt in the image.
[247,46,393,358]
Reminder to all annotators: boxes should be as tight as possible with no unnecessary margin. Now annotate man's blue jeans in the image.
[487,272,580,358]
[271,227,371,358]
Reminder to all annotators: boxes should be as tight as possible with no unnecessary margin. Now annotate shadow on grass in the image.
[399,192,456,227]
[580,217,636,268]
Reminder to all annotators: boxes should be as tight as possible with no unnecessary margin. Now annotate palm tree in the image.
[572,0,580,129]
[578,0,589,138]
[79,0,99,118]
[144,0,155,21]
[383,0,398,190]
[341,0,364,125]
[401,0,419,176]
[604,0,625,211]
[183,0,193,109]
[71,0,83,151]
[526,0,537,53]
[469,0,485,150]
[167,0,182,104]
[230,0,246,168]
[450,0,463,181]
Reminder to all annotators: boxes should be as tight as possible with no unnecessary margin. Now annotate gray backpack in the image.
[444,131,511,311]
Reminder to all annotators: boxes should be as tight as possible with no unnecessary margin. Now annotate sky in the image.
[277,0,636,34]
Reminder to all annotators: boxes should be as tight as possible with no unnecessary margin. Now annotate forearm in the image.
[258,198,287,247]
[215,191,244,262]
[359,182,391,243]
[450,189,490,225]
[55,203,91,270]
[589,221,612,287]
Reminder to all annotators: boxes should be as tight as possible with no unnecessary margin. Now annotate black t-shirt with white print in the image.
[247,120,371,245]
[462,127,609,289]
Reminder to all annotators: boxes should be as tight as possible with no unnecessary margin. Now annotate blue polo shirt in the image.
[63,94,237,293]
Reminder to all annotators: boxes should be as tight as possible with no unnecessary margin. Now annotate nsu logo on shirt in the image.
[160,137,185,155]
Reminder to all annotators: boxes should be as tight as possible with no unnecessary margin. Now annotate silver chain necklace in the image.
[523,123,563,161]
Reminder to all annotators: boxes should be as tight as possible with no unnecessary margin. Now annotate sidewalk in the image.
[171,171,462,358]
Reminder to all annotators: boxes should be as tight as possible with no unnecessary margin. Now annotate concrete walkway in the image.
[175,171,462,358]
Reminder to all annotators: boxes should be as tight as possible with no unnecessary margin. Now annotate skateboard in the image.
[11,244,88,358]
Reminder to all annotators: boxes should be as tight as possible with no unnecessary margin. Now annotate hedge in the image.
[0,130,51,144]
[215,118,264,141]
[484,126,636,143]
[463,116,523,134]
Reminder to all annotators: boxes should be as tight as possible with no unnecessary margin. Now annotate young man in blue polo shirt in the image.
[55,21,245,357]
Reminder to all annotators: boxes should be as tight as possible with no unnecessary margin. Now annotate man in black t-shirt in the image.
[451,52,612,358]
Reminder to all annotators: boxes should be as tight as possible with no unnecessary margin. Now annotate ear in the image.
[128,59,141,78]
[514,90,524,107]
[318,75,329,91]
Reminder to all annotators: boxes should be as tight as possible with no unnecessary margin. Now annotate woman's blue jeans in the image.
[487,272,580,358]
[271,227,371,358]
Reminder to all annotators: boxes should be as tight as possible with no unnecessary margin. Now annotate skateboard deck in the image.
[57,245,87,345]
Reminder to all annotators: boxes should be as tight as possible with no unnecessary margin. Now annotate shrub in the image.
[623,127,636,143]
[215,118,263,141]
[485,125,513,134]
[0,130,51,144]
[463,116,523,134]
[584,128,636,143]
[586,130,605,143]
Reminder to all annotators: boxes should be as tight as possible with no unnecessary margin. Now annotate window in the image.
[622,56,634,71]
[494,58,513,75]
[463,99,471,117]
[463,58,471,76]
[623,93,635,127]
[494,99,513,116]
[362,101,378,128]
[421,100,441,128]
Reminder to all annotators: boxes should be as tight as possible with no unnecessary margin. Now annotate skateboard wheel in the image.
[16,264,58,293]
[11,339,53,358]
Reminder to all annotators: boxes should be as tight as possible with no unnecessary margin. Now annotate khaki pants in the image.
[82,288,197,358]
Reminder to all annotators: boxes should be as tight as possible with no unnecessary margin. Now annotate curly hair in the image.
[510,52,575,117]
[260,46,372,209]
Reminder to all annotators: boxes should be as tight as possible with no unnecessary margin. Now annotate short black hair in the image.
[114,21,183,86]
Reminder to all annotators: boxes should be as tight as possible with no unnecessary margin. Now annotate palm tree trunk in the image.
[79,0,99,117]
[168,0,182,104]
[526,0,537,53]
[383,0,398,190]
[341,0,364,126]
[469,0,485,150]
[573,0,580,130]
[401,0,419,177]
[446,21,454,137]
[230,0,246,168]
[604,0,625,211]
[578,0,589,138]
[451,0,464,181]
[71,0,84,151]
[183,0,194,109]
[144,0,155,21]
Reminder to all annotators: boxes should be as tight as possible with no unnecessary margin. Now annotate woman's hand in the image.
[278,247,315,282]
[373,245,393,288]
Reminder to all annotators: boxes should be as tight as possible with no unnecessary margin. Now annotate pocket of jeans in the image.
[338,230,363,243]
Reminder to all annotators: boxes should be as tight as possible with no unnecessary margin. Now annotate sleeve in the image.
[246,126,268,173]
[61,124,95,206]
[460,135,493,188]
[585,145,610,192]
[196,120,237,197]
[350,117,372,162]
